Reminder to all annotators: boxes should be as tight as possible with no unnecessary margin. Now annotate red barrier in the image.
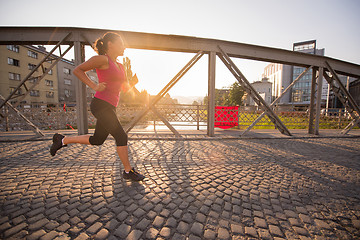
[215,106,239,129]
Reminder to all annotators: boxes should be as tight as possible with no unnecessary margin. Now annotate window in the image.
[63,68,71,75]
[9,72,21,81]
[65,89,71,97]
[30,90,40,97]
[7,45,19,53]
[10,87,22,95]
[29,77,38,83]
[45,68,53,75]
[64,79,72,85]
[28,50,38,59]
[45,80,53,86]
[8,58,20,66]
[28,63,37,71]
[46,91,54,98]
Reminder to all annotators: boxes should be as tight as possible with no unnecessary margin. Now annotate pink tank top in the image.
[94,55,126,107]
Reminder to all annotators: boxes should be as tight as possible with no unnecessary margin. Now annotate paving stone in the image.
[137,218,151,230]
[172,233,186,240]
[293,226,310,236]
[217,227,230,239]
[204,229,216,239]
[128,229,142,240]
[258,228,272,240]
[153,216,165,228]
[87,222,102,235]
[289,217,302,227]
[133,208,146,218]
[4,222,28,238]
[245,226,258,238]
[269,224,284,237]
[146,227,159,239]
[165,217,177,228]
[190,222,204,236]
[314,219,331,230]
[188,234,202,240]
[27,229,47,240]
[45,220,60,230]
[74,232,89,240]
[177,221,189,234]
[352,219,360,229]
[114,223,131,238]
[57,223,71,232]
[254,217,267,228]
[182,213,193,223]
[160,227,171,238]
[231,223,244,235]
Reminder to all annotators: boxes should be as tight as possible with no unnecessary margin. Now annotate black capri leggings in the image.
[89,97,128,146]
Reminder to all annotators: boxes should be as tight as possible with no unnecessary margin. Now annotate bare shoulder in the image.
[86,55,109,70]
[90,55,108,64]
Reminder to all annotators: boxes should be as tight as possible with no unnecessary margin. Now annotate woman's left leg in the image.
[101,108,144,181]
[116,145,131,173]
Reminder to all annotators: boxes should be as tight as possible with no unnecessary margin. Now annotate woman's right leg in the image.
[63,135,91,145]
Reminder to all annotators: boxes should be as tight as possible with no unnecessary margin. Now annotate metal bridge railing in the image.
[0,103,355,131]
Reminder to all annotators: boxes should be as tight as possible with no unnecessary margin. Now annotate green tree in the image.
[203,82,244,106]
[228,82,244,106]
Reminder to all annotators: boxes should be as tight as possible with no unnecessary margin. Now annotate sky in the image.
[1,0,359,98]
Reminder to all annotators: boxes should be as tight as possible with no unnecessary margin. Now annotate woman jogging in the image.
[50,32,144,182]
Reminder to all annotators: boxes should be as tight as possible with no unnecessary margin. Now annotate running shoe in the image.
[123,168,145,181]
[50,133,66,156]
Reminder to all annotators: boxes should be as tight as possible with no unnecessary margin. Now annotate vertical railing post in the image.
[74,41,88,135]
[196,105,200,130]
[5,105,9,131]
[314,67,323,135]
[207,52,216,137]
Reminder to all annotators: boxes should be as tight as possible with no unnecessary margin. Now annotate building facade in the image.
[262,63,292,103]
[349,79,360,108]
[261,40,328,107]
[244,77,272,106]
[291,40,326,105]
[1,45,99,108]
[57,59,76,106]
[0,45,58,107]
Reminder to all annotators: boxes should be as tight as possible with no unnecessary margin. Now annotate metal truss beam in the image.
[323,61,360,134]
[0,27,359,78]
[314,67,324,135]
[308,67,318,134]
[125,52,204,134]
[218,45,292,136]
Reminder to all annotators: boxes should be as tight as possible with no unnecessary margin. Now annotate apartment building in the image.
[1,45,98,108]
[0,45,58,107]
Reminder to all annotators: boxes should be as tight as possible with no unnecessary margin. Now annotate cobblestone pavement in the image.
[0,137,359,239]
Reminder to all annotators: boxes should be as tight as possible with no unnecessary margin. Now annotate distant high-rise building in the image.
[262,40,327,107]
[262,63,292,104]
[291,40,326,105]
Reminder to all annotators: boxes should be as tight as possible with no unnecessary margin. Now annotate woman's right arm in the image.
[73,55,108,91]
